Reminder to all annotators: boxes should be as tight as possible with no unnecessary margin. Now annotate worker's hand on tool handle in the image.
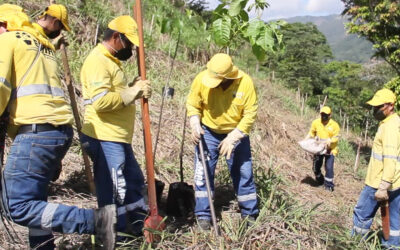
[120,79,152,106]
[53,35,68,50]
[375,180,391,201]
[219,128,244,160]
[189,115,204,144]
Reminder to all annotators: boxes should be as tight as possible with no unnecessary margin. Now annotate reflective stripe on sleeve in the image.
[372,151,400,162]
[14,84,65,98]
[0,77,11,88]
[237,193,257,202]
[41,203,59,230]
[84,90,109,105]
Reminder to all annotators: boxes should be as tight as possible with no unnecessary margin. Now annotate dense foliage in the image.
[342,0,400,109]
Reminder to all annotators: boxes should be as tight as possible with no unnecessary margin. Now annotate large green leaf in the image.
[212,16,231,46]
[256,26,275,51]
[245,20,265,45]
[252,44,266,61]
[161,19,172,34]
[229,0,248,17]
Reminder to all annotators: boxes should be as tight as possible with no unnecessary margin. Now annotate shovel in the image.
[198,136,220,236]
[380,201,390,241]
[166,111,195,217]
[134,1,165,243]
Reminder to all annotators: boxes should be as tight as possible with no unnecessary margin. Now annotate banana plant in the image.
[210,0,285,61]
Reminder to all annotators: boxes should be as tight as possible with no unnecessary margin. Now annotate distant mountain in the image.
[282,15,374,64]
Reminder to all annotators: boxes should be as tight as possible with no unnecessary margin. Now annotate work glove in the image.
[189,115,204,144]
[219,128,245,160]
[129,76,141,87]
[325,138,332,148]
[120,79,151,106]
[375,180,391,202]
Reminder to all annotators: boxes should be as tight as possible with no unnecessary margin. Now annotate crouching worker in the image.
[353,89,400,248]
[80,16,151,240]
[186,53,259,230]
[0,4,116,250]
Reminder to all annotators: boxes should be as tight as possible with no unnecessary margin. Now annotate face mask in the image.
[47,29,61,39]
[115,47,133,61]
[321,114,330,122]
[373,108,386,121]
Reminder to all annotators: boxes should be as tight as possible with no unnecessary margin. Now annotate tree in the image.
[343,0,400,74]
[274,22,333,102]
[210,0,285,61]
[342,0,400,108]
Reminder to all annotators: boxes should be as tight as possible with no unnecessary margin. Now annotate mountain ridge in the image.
[279,14,374,63]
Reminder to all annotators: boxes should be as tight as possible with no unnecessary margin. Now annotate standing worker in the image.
[305,106,340,191]
[353,89,400,248]
[186,53,259,230]
[80,16,151,238]
[0,4,117,250]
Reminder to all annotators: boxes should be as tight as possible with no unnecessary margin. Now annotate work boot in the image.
[315,174,324,186]
[325,186,334,192]
[197,218,211,231]
[94,204,117,250]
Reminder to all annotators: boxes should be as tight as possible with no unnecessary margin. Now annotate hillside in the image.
[284,14,374,63]
[0,0,383,249]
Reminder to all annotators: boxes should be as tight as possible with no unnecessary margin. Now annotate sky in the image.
[206,0,345,20]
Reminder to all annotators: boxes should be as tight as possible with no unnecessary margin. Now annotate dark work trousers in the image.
[313,154,334,188]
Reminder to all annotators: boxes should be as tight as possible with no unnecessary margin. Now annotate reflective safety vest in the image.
[365,113,400,190]
[308,118,340,156]
[0,30,73,138]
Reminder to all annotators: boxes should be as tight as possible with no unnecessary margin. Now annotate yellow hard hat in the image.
[41,4,71,31]
[108,15,140,46]
[202,53,244,88]
[320,106,331,115]
[0,4,30,30]
[367,88,396,106]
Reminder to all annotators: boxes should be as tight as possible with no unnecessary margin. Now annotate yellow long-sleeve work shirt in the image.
[80,43,135,143]
[308,118,340,156]
[186,70,258,135]
[365,113,400,190]
[0,28,72,138]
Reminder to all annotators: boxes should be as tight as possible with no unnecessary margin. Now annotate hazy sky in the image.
[206,0,345,20]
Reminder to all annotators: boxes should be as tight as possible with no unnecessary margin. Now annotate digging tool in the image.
[166,110,195,217]
[59,40,96,194]
[134,1,165,243]
[380,201,390,241]
[198,136,220,236]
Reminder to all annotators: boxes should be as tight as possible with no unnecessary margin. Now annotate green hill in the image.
[284,14,374,63]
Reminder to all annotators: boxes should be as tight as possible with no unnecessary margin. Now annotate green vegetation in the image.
[284,15,374,63]
[342,0,400,110]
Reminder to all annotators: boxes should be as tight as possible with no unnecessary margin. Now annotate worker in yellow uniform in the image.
[186,53,258,230]
[0,4,116,250]
[352,89,400,248]
[80,16,151,240]
[306,106,340,191]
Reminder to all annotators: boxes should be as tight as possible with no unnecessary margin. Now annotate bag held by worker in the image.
[298,138,327,155]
